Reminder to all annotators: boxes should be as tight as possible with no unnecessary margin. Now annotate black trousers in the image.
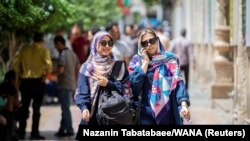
[180,65,189,90]
[18,78,45,136]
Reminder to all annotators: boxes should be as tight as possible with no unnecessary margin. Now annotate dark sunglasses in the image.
[141,37,158,48]
[100,40,113,47]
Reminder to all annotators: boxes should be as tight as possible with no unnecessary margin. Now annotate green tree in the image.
[143,0,158,7]
[0,0,76,71]
[69,0,121,30]
[0,0,121,74]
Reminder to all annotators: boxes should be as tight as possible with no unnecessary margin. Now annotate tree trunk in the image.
[0,47,6,80]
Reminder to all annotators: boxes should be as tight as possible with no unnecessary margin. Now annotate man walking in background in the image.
[106,22,131,66]
[170,28,195,90]
[71,23,90,64]
[53,35,80,137]
[13,32,52,140]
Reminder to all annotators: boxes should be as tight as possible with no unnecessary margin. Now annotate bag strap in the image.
[110,61,124,79]
[134,91,142,124]
[89,85,100,124]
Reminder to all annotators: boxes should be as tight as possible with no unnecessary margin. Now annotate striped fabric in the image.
[81,31,114,101]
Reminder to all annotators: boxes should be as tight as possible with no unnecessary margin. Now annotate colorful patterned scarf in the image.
[129,31,182,124]
[80,31,114,101]
[149,53,182,123]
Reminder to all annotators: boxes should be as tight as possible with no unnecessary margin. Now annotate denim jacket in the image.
[74,62,130,113]
[129,66,190,125]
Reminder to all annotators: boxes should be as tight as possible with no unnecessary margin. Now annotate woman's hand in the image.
[141,48,150,73]
[93,74,108,87]
[180,105,190,120]
[179,101,191,123]
[82,109,90,122]
[141,48,150,64]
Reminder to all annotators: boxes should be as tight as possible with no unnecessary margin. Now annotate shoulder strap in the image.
[111,61,124,79]
[134,91,142,124]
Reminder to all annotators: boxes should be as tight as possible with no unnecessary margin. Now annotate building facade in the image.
[170,0,250,124]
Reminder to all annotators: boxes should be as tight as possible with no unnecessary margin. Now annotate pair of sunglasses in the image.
[100,40,113,47]
[141,37,158,48]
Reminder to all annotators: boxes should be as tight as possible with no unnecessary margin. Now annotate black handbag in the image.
[95,61,134,125]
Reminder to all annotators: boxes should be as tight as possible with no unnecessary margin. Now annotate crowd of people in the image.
[0,21,195,140]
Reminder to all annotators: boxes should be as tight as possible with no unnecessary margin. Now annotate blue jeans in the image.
[58,89,74,133]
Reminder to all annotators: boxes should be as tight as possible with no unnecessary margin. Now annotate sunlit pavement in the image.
[188,82,232,125]
[23,104,81,140]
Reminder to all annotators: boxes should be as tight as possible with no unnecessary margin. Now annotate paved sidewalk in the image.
[22,104,81,140]
[188,82,232,125]
[21,82,232,140]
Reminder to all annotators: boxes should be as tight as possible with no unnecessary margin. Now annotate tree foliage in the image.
[68,0,121,30]
[143,0,158,7]
[0,0,121,33]
[0,0,75,33]
[0,0,122,72]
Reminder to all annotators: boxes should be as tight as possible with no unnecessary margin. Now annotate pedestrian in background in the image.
[53,35,80,137]
[129,28,190,125]
[13,32,52,139]
[105,22,131,66]
[169,28,195,90]
[122,24,138,60]
[0,70,20,141]
[71,23,90,64]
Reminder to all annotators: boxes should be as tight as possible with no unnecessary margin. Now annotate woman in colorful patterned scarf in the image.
[129,28,190,125]
[74,31,131,126]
